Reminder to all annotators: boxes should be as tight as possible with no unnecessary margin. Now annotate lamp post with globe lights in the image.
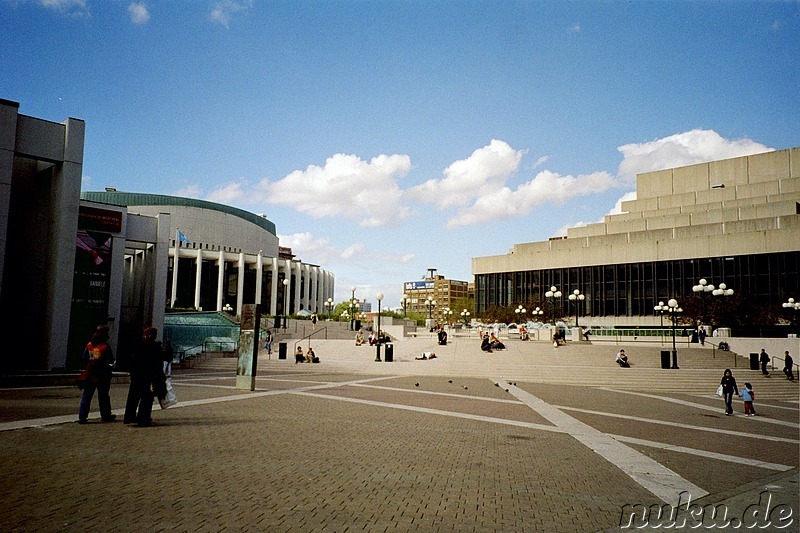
[544,286,561,325]
[324,297,334,320]
[460,309,471,329]
[654,301,667,345]
[514,305,527,326]
[692,278,715,326]
[667,299,683,369]
[568,289,585,328]
[401,294,410,318]
[282,278,290,329]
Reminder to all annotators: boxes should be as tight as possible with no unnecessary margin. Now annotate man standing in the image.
[759,348,771,377]
[783,351,795,381]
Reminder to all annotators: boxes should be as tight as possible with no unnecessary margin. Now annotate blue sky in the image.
[3,0,799,310]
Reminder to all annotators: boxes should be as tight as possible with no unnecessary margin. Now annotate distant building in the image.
[80,191,335,320]
[472,148,800,326]
[403,269,470,322]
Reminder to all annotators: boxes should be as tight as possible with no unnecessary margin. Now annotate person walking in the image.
[720,368,739,416]
[739,382,757,416]
[77,325,116,424]
[263,329,273,356]
[124,327,169,427]
[783,351,795,381]
[759,349,771,377]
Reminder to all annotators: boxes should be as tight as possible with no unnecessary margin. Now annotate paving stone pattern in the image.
[0,338,797,532]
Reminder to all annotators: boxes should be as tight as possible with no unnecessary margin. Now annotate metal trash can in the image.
[384,343,393,362]
[749,353,759,371]
[660,350,670,369]
[278,342,287,360]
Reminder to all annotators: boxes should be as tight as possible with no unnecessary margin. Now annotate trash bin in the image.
[278,342,287,360]
[354,320,361,331]
[660,350,670,369]
[749,353,759,371]
[384,343,393,362]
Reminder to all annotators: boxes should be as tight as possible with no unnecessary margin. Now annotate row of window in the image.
[475,252,800,317]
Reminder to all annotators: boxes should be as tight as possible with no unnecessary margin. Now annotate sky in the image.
[2,0,799,311]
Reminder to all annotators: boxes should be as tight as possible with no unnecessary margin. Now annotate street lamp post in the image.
[442,307,453,328]
[544,286,561,325]
[375,292,384,362]
[667,298,683,369]
[460,309,470,329]
[692,278,715,325]
[401,294,410,318]
[654,301,666,345]
[425,296,436,328]
[282,278,290,329]
[514,305,527,326]
[324,297,334,320]
[349,286,357,331]
[568,289,585,328]
[531,307,543,320]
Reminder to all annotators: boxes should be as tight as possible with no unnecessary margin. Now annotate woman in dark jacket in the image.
[124,327,168,426]
[720,368,739,416]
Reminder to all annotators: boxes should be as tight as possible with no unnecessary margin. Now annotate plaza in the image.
[1,335,797,532]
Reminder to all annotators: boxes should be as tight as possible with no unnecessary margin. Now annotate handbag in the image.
[159,377,178,409]
[715,384,723,397]
[75,367,91,390]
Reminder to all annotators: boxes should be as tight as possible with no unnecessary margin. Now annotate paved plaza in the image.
[0,337,797,532]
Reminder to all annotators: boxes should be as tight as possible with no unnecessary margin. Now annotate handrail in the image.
[294,327,329,352]
[770,355,799,372]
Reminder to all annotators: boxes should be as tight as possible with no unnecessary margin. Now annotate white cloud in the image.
[446,170,617,228]
[617,129,772,181]
[278,233,414,270]
[256,153,412,228]
[409,139,524,208]
[38,0,88,15]
[210,0,253,28]
[173,184,202,198]
[128,2,149,24]
[207,181,244,204]
[569,23,581,33]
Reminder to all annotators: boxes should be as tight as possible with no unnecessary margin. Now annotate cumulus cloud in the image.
[446,170,617,228]
[206,181,245,204]
[409,139,524,208]
[128,2,149,24]
[617,129,771,182]
[210,0,253,28]
[279,232,414,266]
[256,153,412,228]
[173,184,202,198]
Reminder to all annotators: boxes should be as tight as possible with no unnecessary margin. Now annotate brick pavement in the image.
[0,338,797,532]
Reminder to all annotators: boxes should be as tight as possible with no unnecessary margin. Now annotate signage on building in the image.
[78,205,123,233]
[405,281,434,290]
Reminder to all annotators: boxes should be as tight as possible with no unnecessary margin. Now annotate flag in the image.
[177,230,191,245]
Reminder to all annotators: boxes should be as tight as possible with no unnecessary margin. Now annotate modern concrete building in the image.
[1,99,169,371]
[403,269,470,323]
[80,191,335,322]
[472,148,800,327]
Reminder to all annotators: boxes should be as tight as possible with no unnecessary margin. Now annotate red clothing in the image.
[83,342,114,382]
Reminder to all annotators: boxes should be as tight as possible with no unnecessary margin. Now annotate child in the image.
[739,383,757,416]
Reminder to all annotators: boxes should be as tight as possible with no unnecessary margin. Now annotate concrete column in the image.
[150,213,171,335]
[194,248,203,310]
[45,118,85,369]
[216,249,225,311]
[0,100,18,300]
[293,261,302,313]
[301,263,310,311]
[270,257,279,316]
[170,247,179,307]
[255,251,263,307]
[236,252,245,315]
[310,266,319,313]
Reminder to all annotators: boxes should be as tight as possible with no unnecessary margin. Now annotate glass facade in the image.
[475,251,800,318]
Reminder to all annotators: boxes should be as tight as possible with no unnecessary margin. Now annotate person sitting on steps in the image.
[615,349,630,368]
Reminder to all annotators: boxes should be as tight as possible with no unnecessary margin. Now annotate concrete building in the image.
[472,148,800,326]
[403,269,470,323]
[1,99,169,371]
[80,191,335,322]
